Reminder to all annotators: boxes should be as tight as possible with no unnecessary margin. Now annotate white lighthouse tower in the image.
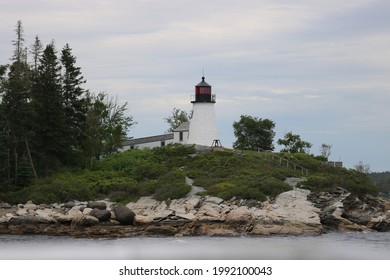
[187,76,220,147]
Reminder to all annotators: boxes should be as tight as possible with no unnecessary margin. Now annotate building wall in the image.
[187,103,218,146]
[173,130,189,144]
[120,138,176,151]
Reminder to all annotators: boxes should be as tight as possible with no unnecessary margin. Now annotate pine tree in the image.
[60,43,87,153]
[31,43,67,176]
[29,35,43,73]
[2,20,36,187]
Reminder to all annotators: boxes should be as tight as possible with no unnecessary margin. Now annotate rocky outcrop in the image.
[1,179,390,237]
[308,187,390,232]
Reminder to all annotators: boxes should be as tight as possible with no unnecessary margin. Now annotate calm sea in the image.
[1,232,389,260]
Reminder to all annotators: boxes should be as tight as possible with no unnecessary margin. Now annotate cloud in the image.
[1,0,389,171]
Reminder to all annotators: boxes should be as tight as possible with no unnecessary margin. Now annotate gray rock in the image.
[113,206,135,225]
[63,201,75,209]
[90,209,111,222]
[87,201,107,210]
[204,196,224,205]
[0,202,12,209]
[70,213,99,229]
[8,215,54,225]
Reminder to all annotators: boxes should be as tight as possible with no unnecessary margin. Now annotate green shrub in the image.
[23,176,95,204]
[257,177,291,198]
[207,182,268,201]
[153,169,191,201]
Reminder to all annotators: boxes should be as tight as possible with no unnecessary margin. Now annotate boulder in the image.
[125,197,176,221]
[204,196,224,205]
[24,201,39,211]
[82,207,93,215]
[113,206,135,225]
[0,202,12,209]
[134,215,154,225]
[8,215,54,225]
[63,201,75,209]
[90,209,111,222]
[87,201,107,210]
[35,209,57,223]
[70,213,99,229]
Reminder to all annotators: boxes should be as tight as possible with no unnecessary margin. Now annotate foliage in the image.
[233,115,275,151]
[164,107,189,132]
[319,143,332,160]
[277,131,312,154]
[0,21,134,186]
[186,150,293,201]
[354,161,371,174]
[0,144,379,204]
[369,172,390,195]
[83,92,135,166]
[303,168,378,196]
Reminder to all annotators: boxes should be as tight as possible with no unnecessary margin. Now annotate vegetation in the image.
[369,172,390,195]
[0,143,379,205]
[0,21,134,189]
[233,115,275,151]
[164,107,189,132]
[277,131,312,153]
[0,22,380,206]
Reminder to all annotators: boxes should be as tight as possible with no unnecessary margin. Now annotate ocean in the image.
[1,232,389,260]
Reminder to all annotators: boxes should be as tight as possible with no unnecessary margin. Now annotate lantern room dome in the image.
[196,76,211,87]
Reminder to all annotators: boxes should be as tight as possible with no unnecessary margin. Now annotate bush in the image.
[24,177,95,204]
[257,178,291,198]
[207,182,268,201]
[304,170,378,197]
[153,169,191,201]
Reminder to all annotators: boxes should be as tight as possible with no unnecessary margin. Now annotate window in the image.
[161,141,165,147]
[179,132,183,141]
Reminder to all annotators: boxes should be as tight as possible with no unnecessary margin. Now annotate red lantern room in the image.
[191,76,216,103]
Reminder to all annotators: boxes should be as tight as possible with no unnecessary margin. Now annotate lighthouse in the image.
[187,76,219,147]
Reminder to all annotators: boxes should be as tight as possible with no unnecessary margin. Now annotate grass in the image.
[0,144,378,204]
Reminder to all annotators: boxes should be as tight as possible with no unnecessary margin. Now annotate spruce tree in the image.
[2,20,36,186]
[60,44,87,154]
[31,43,67,176]
[29,35,43,73]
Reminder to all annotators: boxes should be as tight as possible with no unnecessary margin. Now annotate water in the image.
[1,232,389,260]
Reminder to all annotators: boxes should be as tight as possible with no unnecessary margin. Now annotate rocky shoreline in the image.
[1,179,390,238]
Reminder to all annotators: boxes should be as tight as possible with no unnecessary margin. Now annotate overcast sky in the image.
[1,0,389,171]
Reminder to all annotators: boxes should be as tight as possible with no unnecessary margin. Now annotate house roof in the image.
[123,133,174,146]
[173,121,190,132]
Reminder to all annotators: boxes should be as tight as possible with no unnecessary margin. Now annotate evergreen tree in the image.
[1,20,36,187]
[29,35,43,73]
[0,101,10,185]
[60,43,87,153]
[31,43,67,176]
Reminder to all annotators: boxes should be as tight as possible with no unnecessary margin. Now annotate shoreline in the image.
[1,185,390,238]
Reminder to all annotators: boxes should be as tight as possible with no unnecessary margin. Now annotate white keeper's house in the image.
[121,76,221,151]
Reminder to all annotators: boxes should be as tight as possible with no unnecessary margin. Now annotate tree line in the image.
[165,109,317,155]
[0,21,134,189]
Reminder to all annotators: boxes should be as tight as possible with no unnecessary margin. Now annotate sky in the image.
[1,0,389,172]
